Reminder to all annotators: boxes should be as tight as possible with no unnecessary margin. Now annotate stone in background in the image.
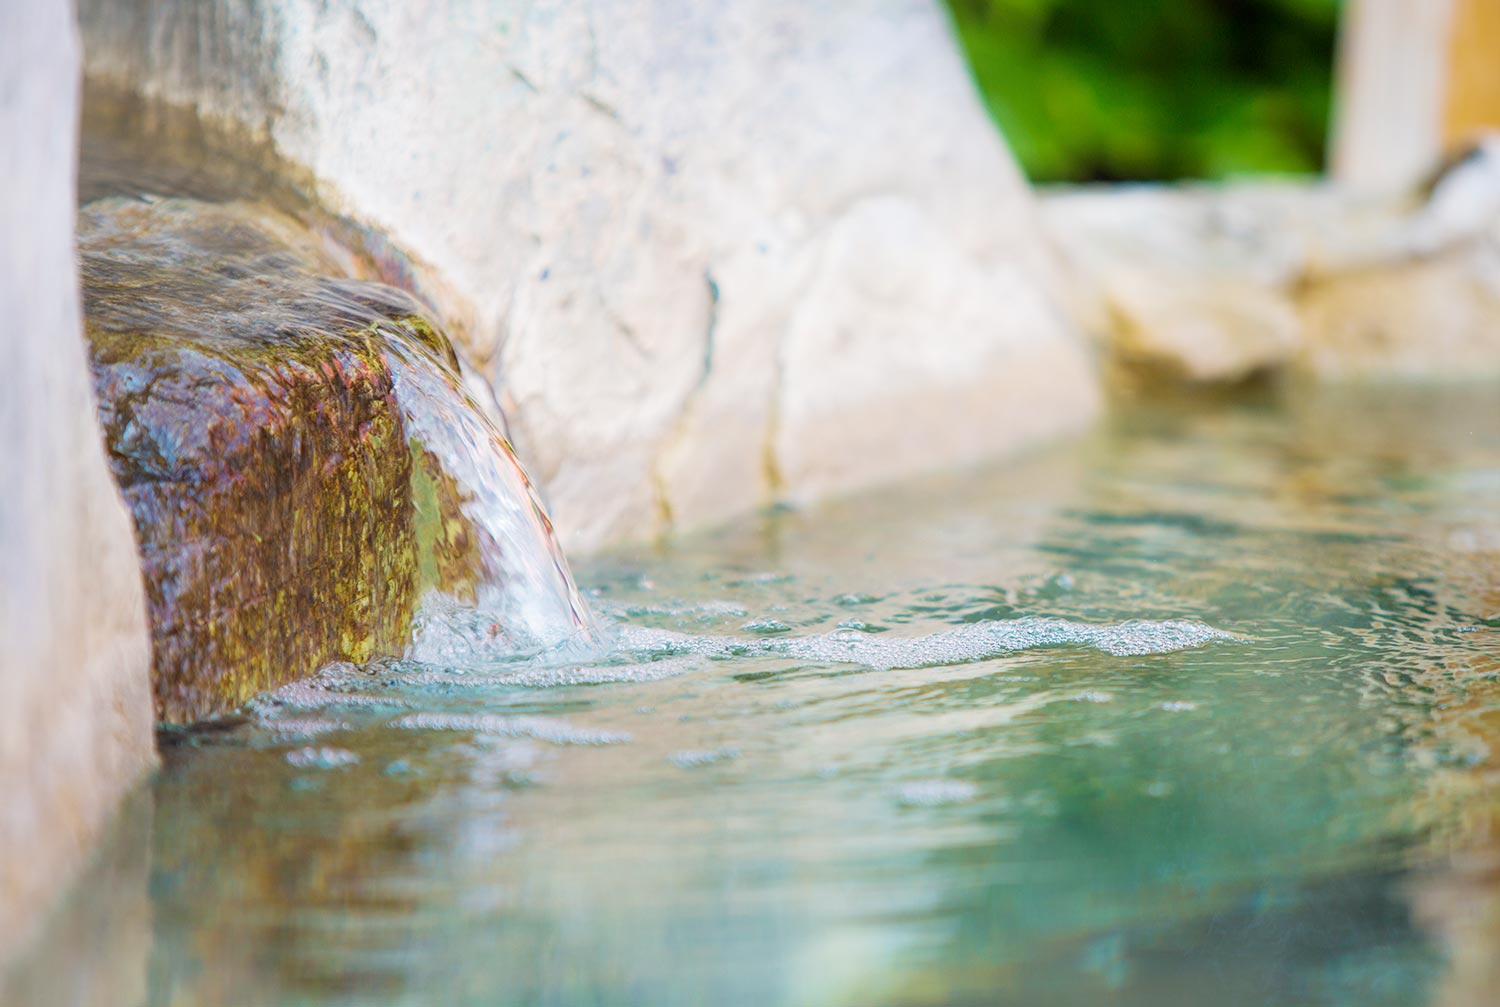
[0,0,155,968]
[1042,150,1500,384]
[79,0,1100,551]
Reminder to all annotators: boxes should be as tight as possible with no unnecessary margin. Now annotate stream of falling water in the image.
[384,336,600,660]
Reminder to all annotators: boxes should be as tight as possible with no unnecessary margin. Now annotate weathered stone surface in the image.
[1300,241,1500,380]
[1043,163,1500,384]
[79,0,1100,550]
[1043,184,1313,383]
[0,0,155,968]
[79,197,561,722]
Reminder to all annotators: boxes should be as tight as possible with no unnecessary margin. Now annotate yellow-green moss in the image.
[79,197,481,722]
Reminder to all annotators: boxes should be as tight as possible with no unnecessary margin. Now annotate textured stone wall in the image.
[0,0,155,967]
[79,0,1100,552]
[1044,162,1500,385]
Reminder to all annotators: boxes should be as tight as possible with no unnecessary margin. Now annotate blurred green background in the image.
[945,0,1341,182]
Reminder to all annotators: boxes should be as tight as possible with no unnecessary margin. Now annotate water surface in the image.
[13,385,1500,1006]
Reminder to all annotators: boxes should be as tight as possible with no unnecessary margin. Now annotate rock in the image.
[1043,177,1500,384]
[0,0,155,968]
[79,0,1100,550]
[1299,242,1500,380]
[1043,183,1332,383]
[80,197,589,723]
[772,197,1096,500]
[81,198,420,721]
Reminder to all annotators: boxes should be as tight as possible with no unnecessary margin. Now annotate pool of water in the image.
[13,384,1500,1006]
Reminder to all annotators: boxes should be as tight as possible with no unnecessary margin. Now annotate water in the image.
[384,322,598,656]
[11,384,1500,1006]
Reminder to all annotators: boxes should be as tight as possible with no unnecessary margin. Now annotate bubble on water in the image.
[1158,700,1198,712]
[481,657,701,688]
[270,717,349,741]
[1075,691,1113,703]
[254,616,1231,748]
[390,712,631,746]
[614,600,749,620]
[615,617,1235,672]
[742,617,792,635]
[286,746,360,769]
[668,747,739,768]
[697,601,752,618]
[406,595,607,667]
[351,655,701,692]
[258,678,412,711]
[894,780,979,806]
[726,572,794,587]
[406,600,517,665]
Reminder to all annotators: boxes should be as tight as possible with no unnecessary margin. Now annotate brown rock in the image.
[80,198,487,722]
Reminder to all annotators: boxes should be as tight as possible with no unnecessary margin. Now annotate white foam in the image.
[295,654,700,693]
[257,678,411,711]
[390,712,631,746]
[615,617,1236,671]
[286,746,360,768]
[894,780,978,806]
[1158,700,1199,712]
[253,616,1231,744]
[610,600,749,620]
[668,747,739,768]
[270,717,349,740]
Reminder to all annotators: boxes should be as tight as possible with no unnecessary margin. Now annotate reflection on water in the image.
[11,385,1500,1005]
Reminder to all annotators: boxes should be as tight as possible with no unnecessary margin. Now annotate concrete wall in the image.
[0,0,156,967]
[79,0,1100,552]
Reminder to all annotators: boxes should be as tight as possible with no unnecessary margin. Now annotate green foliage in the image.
[946,0,1340,181]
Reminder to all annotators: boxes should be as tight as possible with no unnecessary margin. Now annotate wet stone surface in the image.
[13,385,1500,1007]
[79,198,572,722]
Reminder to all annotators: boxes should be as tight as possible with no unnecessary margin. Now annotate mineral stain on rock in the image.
[79,198,592,722]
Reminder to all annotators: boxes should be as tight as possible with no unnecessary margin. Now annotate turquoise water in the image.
[13,385,1500,1006]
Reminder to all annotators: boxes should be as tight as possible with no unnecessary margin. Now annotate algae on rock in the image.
[80,198,587,722]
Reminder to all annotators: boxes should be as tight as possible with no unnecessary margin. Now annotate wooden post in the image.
[1331,0,1455,192]
[1333,0,1500,192]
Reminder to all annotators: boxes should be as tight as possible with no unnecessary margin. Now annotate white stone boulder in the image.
[1042,151,1500,385]
[79,0,1100,550]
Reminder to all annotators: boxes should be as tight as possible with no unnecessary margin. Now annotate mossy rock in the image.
[80,198,486,722]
